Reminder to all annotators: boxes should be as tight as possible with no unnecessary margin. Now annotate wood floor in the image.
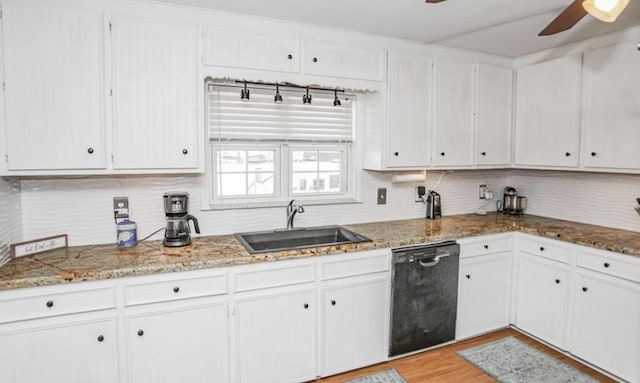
[315,328,616,383]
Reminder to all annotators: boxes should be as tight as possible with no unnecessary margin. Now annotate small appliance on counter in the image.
[426,190,442,220]
[500,186,527,215]
[163,192,200,247]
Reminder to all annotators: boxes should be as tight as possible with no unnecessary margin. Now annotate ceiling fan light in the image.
[583,0,629,22]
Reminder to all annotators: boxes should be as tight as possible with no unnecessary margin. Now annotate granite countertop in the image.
[1,213,639,291]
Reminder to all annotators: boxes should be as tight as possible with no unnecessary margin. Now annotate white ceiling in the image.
[151,0,640,57]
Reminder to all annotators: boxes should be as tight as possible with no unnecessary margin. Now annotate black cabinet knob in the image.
[582,287,588,292]
[604,262,610,268]
[591,152,597,157]
[173,286,180,293]
[483,245,489,250]
[287,54,293,60]
[394,152,399,156]
[46,300,54,308]
[465,274,471,279]
[137,330,144,336]
[481,152,486,156]
[303,303,309,309]
[331,300,336,306]
[555,279,560,284]
[312,57,318,63]
[440,152,445,156]
[565,152,571,157]
[97,335,104,342]
[182,149,188,155]
[87,148,94,154]
[539,247,545,252]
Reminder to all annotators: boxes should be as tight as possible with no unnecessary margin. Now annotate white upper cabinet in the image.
[202,28,300,73]
[2,3,105,171]
[385,51,431,167]
[515,54,582,167]
[303,39,385,82]
[433,59,475,167]
[476,64,512,166]
[582,41,640,170]
[111,16,199,171]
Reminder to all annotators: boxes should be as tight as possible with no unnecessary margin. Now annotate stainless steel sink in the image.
[235,225,372,254]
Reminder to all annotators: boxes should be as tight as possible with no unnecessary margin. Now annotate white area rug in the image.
[458,336,600,383]
[344,368,408,383]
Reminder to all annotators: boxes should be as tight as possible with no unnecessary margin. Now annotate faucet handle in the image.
[297,205,305,213]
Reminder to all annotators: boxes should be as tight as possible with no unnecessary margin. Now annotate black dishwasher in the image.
[389,241,460,357]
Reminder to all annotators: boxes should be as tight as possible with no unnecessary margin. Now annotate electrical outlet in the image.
[113,196,129,220]
[479,184,489,200]
[377,188,387,205]
[415,186,426,203]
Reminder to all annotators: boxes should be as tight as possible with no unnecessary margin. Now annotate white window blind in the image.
[208,84,354,143]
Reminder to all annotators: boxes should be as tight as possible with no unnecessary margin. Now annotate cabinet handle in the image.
[287,54,293,60]
[182,149,188,155]
[603,262,610,268]
[173,286,180,293]
[565,152,571,157]
[393,152,399,156]
[465,274,471,279]
[555,279,560,284]
[591,152,597,157]
[46,300,54,308]
[303,303,309,309]
[440,152,445,156]
[481,152,486,156]
[312,57,318,63]
[331,300,336,306]
[582,287,588,292]
[87,148,94,154]
[483,244,489,250]
[137,330,144,336]
[97,335,104,342]
[539,247,545,252]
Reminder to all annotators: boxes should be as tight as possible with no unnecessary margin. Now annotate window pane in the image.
[247,151,274,172]
[292,150,318,172]
[248,172,274,195]
[219,151,246,172]
[219,173,246,196]
[327,173,341,192]
[292,172,318,193]
[319,151,341,171]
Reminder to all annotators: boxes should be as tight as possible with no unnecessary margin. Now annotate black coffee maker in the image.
[163,192,200,247]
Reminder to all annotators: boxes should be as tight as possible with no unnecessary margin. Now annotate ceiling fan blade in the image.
[425,0,448,3]
[539,0,588,36]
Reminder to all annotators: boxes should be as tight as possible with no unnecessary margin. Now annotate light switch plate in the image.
[377,188,387,205]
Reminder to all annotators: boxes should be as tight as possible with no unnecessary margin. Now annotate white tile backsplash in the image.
[0,177,22,266]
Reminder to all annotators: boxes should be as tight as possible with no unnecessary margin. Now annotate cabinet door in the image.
[515,254,571,349]
[0,317,118,383]
[476,64,512,166]
[456,252,511,340]
[386,51,431,167]
[112,17,198,170]
[235,287,316,383]
[515,55,581,167]
[2,4,105,171]
[126,303,229,383]
[321,277,388,376]
[203,28,300,73]
[433,59,475,167]
[303,39,385,81]
[571,272,640,383]
[582,41,640,170]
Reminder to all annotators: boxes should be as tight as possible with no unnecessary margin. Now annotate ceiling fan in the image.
[425,0,631,36]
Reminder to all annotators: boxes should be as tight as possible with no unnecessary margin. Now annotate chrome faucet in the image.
[286,199,305,230]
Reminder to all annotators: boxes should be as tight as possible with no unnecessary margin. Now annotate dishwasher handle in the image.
[418,252,450,267]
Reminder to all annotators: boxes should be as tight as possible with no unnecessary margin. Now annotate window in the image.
[206,81,356,207]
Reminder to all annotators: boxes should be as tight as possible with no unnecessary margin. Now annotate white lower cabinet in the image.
[515,253,571,349]
[0,314,119,383]
[456,252,512,340]
[320,275,389,376]
[570,271,640,383]
[234,285,317,383]
[125,300,230,383]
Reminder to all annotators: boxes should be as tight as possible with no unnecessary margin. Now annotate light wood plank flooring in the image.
[315,328,616,382]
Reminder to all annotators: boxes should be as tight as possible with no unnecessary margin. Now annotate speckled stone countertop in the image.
[1,213,639,291]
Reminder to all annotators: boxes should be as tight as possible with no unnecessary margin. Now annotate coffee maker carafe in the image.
[163,192,200,247]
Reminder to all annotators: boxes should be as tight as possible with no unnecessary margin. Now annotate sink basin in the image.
[235,225,372,254]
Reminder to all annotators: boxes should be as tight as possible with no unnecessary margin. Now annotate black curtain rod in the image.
[233,80,345,93]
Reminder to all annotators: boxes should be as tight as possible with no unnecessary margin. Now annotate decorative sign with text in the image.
[11,235,68,258]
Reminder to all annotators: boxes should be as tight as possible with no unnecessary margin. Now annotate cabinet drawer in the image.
[460,236,513,258]
[124,274,227,306]
[321,251,390,280]
[576,249,640,283]
[0,287,115,323]
[519,236,573,264]
[233,262,315,292]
